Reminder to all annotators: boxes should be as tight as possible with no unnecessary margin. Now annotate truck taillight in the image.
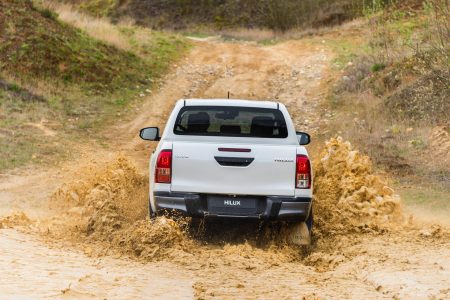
[296,155,311,189]
[155,149,172,183]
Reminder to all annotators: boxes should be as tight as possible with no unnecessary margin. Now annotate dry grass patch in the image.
[43,2,132,51]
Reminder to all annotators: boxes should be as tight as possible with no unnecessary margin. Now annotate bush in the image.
[371,63,386,72]
[38,8,59,20]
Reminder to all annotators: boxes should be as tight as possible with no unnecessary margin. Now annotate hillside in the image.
[0,0,188,171]
[58,0,394,31]
[0,0,152,91]
[322,0,449,217]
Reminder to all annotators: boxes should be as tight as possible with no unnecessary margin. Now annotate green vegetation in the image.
[324,0,449,214]
[1,0,151,92]
[79,0,116,17]
[371,63,386,72]
[327,38,364,70]
[52,0,116,17]
[0,0,188,171]
[336,0,449,122]
[0,82,62,170]
[59,0,398,31]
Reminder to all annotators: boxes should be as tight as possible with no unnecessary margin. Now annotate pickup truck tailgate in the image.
[171,142,296,196]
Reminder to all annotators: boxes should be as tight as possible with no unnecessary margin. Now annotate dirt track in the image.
[1,38,449,299]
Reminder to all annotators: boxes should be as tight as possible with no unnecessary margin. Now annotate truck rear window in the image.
[173,106,288,138]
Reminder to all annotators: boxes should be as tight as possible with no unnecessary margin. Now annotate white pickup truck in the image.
[140,99,313,242]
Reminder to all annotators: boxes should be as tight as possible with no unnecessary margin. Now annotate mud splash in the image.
[50,155,148,228]
[40,155,199,261]
[41,137,406,267]
[0,212,31,229]
[313,137,403,238]
[43,154,303,263]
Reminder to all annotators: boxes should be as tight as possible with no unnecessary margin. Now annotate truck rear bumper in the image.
[153,191,312,221]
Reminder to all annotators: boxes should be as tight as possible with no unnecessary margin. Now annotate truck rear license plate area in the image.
[207,195,258,216]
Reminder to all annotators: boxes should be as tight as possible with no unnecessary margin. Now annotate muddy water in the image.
[1,37,450,299]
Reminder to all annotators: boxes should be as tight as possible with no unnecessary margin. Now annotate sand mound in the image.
[313,137,403,238]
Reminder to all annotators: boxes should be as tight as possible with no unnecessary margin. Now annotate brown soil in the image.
[430,126,450,169]
[1,36,449,299]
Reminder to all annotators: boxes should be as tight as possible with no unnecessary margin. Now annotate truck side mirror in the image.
[140,127,161,141]
[296,132,311,145]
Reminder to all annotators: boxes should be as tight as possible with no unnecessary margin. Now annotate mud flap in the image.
[287,222,311,246]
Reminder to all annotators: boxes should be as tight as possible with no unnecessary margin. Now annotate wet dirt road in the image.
[1,37,449,299]
[0,230,193,299]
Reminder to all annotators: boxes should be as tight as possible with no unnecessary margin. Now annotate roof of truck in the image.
[182,99,279,109]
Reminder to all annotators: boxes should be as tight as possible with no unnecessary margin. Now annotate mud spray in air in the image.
[16,137,403,263]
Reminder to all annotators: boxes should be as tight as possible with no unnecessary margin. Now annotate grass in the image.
[1,1,153,92]
[0,0,189,172]
[46,2,133,51]
[0,87,63,170]
[78,0,116,17]
[325,33,369,70]
[53,0,117,17]
[43,2,188,57]
[66,0,393,31]
[41,1,189,77]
